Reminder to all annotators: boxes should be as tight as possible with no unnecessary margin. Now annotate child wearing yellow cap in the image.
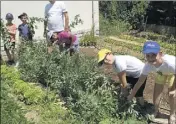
[98,49,147,106]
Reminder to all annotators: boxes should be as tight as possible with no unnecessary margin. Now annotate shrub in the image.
[17,42,148,123]
[1,78,30,124]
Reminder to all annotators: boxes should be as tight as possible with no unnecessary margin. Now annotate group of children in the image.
[98,41,176,124]
[3,12,34,65]
[2,12,79,65]
[2,11,175,124]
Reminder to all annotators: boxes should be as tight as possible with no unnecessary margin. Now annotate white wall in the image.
[1,1,99,40]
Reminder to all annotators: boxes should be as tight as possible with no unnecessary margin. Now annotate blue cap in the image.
[6,13,14,20]
[143,40,160,54]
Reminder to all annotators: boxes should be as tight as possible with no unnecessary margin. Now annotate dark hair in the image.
[6,13,14,20]
[18,12,28,19]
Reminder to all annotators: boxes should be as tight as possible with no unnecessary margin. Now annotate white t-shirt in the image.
[113,55,145,78]
[142,54,176,75]
[45,1,67,32]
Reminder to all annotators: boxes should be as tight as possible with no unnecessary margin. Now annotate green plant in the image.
[99,1,149,30]
[28,17,44,38]
[0,19,12,49]
[118,34,176,55]
[17,42,148,123]
[99,14,131,36]
[1,77,31,124]
[69,14,83,29]
[1,65,60,105]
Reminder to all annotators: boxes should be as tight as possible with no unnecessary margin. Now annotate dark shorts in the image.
[126,76,147,97]
[4,42,15,51]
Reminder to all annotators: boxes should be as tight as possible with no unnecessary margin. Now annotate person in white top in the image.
[128,41,176,124]
[98,49,147,106]
[44,0,69,37]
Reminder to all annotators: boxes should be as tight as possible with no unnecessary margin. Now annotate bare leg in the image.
[5,49,12,61]
[153,83,164,117]
[168,83,176,124]
[11,49,15,61]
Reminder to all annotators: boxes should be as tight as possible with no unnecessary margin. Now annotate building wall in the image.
[1,1,99,40]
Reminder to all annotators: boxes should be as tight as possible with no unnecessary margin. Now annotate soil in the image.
[80,47,171,118]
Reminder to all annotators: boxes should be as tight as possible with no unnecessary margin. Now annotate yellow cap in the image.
[98,49,111,63]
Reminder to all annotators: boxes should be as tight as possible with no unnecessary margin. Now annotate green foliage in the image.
[1,65,58,105]
[28,17,44,37]
[0,19,12,49]
[69,14,83,29]
[79,32,99,46]
[1,77,30,124]
[118,34,176,55]
[1,65,72,123]
[17,42,148,123]
[99,1,149,30]
[99,14,131,36]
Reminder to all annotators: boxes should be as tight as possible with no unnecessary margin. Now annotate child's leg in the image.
[169,86,176,124]
[4,44,12,61]
[153,83,164,116]
[167,76,175,124]
[10,42,15,61]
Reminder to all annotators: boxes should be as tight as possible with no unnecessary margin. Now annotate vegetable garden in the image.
[1,1,176,123]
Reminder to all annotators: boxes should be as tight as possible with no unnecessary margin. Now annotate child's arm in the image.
[128,74,147,100]
[8,25,17,35]
[8,29,16,35]
[169,74,176,97]
[118,71,128,88]
[18,25,22,36]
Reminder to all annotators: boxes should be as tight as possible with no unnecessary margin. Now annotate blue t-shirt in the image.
[18,23,32,40]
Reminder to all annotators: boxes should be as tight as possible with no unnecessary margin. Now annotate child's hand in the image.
[169,90,176,97]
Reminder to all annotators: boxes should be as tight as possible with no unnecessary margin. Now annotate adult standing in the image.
[44,0,69,38]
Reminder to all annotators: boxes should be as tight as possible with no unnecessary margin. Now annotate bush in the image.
[1,77,30,124]
[99,14,131,36]
[17,42,148,123]
[1,65,75,124]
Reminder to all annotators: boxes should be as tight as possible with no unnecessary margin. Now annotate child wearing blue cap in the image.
[128,40,176,124]
[4,13,17,65]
